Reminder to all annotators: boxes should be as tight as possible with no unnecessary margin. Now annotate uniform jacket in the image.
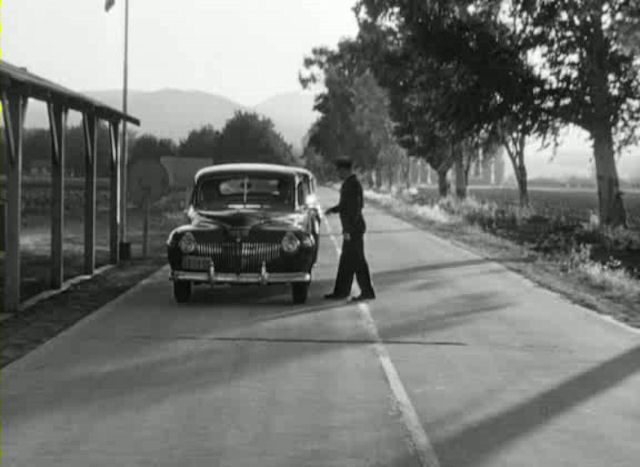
[327,174,366,236]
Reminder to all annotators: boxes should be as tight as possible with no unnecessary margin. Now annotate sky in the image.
[2,0,638,179]
[2,0,359,106]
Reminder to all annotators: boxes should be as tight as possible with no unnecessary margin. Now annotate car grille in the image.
[191,242,282,272]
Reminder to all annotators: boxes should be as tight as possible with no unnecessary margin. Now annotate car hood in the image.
[191,209,301,230]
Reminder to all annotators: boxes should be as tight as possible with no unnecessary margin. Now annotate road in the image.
[3,187,640,467]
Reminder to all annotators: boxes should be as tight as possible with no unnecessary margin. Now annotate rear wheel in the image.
[173,281,192,303]
[291,282,309,304]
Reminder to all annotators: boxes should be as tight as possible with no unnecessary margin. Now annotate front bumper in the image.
[170,268,311,285]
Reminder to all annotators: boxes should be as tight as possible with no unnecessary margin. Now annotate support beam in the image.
[83,113,98,274]
[109,121,121,264]
[48,103,68,289]
[1,92,28,313]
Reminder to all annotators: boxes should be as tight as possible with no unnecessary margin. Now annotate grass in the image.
[363,186,640,328]
[408,185,640,229]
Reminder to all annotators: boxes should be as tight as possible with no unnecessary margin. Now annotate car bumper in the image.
[170,269,311,285]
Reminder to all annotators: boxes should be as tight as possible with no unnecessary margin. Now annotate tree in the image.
[351,71,408,189]
[300,43,381,175]
[16,124,117,177]
[178,124,220,160]
[355,0,550,204]
[507,0,640,225]
[129,134,176,166]
[216,111,295,165]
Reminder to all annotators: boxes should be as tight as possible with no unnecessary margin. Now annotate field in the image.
[413,185,640,229]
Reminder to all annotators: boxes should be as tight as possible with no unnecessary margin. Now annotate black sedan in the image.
[167,163,321,304]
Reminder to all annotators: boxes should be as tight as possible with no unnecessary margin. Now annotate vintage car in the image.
[167,163,321,304]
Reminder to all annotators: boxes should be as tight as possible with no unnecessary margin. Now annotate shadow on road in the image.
[3,289,509,427]
[184,257,523,307]
[434,344,640,467]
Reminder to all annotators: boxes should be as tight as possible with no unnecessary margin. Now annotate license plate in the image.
[182,256,209,271]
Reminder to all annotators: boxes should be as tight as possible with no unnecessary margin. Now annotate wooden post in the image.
[83,113,98,274]
[142,191,150,258]
[109,121,120,264]
[48,103,68,289]
[1,92,27,313]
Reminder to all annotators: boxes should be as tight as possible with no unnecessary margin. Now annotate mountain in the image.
[254,92,319,149]
[22,89,318,151]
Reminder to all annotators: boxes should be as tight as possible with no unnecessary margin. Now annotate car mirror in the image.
[305,194,317,206]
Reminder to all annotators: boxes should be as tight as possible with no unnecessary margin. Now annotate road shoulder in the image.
[363,193,640,331]
[1,259,166,368]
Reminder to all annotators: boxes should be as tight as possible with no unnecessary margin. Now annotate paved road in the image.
[3,187,640,467]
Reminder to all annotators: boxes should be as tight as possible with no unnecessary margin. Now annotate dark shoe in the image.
[350,293,376,302]
[324,293,348,300]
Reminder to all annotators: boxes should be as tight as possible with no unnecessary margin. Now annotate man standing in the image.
[324,158,376,302]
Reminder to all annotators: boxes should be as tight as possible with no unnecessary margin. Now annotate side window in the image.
[297,180,310,207]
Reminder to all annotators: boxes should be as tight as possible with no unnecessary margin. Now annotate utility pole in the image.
[119,0,131,259]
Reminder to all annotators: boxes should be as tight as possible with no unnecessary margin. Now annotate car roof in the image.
[195,163,314,181]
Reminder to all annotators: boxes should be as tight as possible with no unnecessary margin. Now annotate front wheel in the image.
[173,281,192,303]
[291,282,309,304]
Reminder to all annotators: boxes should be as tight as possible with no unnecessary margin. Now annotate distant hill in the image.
[254,92,319,149]
[23,89,318,151]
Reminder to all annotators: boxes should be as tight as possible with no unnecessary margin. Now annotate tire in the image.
[291,282,309,304]
[173,281,192,303]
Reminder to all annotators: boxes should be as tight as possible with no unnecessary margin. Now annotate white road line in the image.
[357,303,441,467]
[321,209,441,467]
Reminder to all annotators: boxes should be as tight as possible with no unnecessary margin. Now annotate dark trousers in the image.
[332,235,375,297]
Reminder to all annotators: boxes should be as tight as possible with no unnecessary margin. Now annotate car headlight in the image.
[281,231,301,253]
[179,232,197,254]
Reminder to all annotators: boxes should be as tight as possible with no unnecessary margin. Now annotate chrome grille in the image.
[195,242,281,272]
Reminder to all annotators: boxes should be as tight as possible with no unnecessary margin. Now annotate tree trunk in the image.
[365,171,375,189]
[587,7,627,227]
[503,133,530,208]
[403,158,411,189]
[516,164,529,208]
[454,147,467,200]
[375,166,383,190]
[437,169,449,198]
[592,123,627,227]
[142,195,150,258]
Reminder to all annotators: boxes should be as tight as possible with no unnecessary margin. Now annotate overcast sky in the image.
[2,0,358,106]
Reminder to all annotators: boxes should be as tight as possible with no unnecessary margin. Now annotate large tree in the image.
[178,124,220,160]
[355,0,552,204]
[216,111,295,165]
[507,0,640,226]
[300,43,381,176]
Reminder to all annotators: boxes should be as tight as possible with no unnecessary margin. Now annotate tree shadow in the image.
[3,292,509,427]
[434,344,640,467]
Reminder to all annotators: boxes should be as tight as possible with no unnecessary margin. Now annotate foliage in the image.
[129,134,176,165]
[9,124,117,177]
[216,111,295,165]
[300,43,379,170]
[178,124,220,160]
[300,40,410,187]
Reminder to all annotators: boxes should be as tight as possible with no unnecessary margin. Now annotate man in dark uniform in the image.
[324,157,376,302]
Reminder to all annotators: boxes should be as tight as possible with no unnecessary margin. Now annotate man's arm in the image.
[324,204,340,215]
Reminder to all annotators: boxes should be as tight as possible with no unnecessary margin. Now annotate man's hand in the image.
[325,207,338,216]
[343,232,351,241]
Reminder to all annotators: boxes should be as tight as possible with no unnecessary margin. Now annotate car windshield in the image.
[195,173,295,211]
